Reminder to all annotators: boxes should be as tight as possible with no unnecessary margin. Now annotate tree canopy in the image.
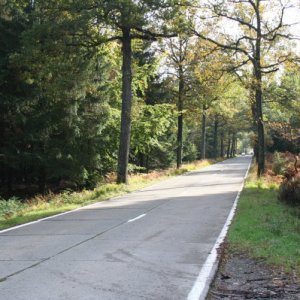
[0,0,299,197]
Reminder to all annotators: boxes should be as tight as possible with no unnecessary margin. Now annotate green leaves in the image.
[131,103,177,156]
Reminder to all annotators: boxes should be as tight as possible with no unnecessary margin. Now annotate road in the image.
[0,156,251,300]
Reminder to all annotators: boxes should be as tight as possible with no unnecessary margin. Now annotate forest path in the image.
[0,156,251,300]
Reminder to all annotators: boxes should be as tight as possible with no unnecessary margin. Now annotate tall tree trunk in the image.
[230,133,235,157]
[117,28,132,184]
[220,131,224,157]
[254,3,265,176]
[226,132,231,158]
[250,98,259,163]
[255,74,265,176]
[253,140,258,161]
[213,115,219,159]
[232,134,237,157]
[200,105,207,160]
[176,68,184,168]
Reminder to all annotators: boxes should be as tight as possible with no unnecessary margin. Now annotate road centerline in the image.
[127,214,146,223]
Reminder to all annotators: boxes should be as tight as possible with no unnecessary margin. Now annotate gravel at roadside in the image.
[208,249,300,300]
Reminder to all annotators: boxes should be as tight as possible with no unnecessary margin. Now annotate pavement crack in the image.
[0,195,179,283]
[0,219,130,282]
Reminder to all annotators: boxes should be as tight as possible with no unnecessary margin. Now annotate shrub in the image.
[278,175,300,206]
[85,171,103,189]
[272,151,287,175]
[0,197,25,219]
[127,164,146,174]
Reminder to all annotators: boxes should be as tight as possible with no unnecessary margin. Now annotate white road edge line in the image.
[0,193,131,235]
[0,181,145,235]
[127,214,146,223]
[187,157,252,300]
[0,207,84,234]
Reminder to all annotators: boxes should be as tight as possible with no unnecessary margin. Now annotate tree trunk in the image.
[213,115,219,159]
[226,133,231,158]
[200,105,207,160]
[254,4,265,176]
[177,114,183,168]
[117,28,132,184]
[255,75,265,176]
[250,96,259,163]
[230,133,235,157]
[232,134,237,157]
[220,131,224,157]
[176,68,184,168]
[254,141,258,161]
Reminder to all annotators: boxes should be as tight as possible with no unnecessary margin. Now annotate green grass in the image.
[0,159,219,230]
[228,172,300,273]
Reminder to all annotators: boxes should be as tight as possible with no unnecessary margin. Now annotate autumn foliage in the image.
[268,152,300,206]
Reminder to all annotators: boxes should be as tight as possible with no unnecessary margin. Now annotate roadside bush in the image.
[278,175,300,206]
[272,151,287,175]
[168,168,189,176]
[127,164,146,174]
[0,197,25,219]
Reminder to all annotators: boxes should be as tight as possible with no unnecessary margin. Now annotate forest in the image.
[1,0,300,198]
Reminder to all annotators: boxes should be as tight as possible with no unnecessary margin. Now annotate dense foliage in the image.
[0,0,299,198]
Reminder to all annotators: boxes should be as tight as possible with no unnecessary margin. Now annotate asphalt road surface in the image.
[0,156,251,300]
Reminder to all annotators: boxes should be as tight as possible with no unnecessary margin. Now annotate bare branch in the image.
[193,30,255,63]
[131,26,177,39]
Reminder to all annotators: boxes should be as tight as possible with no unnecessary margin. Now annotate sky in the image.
[200,0,300,54]
[284,4,300,53]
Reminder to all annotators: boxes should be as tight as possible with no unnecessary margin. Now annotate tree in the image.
[31,0,181,184]
[164,36,195,167]
[264,63,300,153]
[87,1,180,183]
[0,1,33,194]
[130,103,177,171]
[195,0,297,176]
[190,40,234,159]
[1,1,130,195]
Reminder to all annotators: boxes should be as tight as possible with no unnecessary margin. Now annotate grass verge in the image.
[0,159,221,230]
[228,165,300,274]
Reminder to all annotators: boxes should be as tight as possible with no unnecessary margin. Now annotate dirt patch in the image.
[208,250,300,300]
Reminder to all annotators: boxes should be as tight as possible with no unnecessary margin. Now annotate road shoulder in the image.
[208,248,300,300]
